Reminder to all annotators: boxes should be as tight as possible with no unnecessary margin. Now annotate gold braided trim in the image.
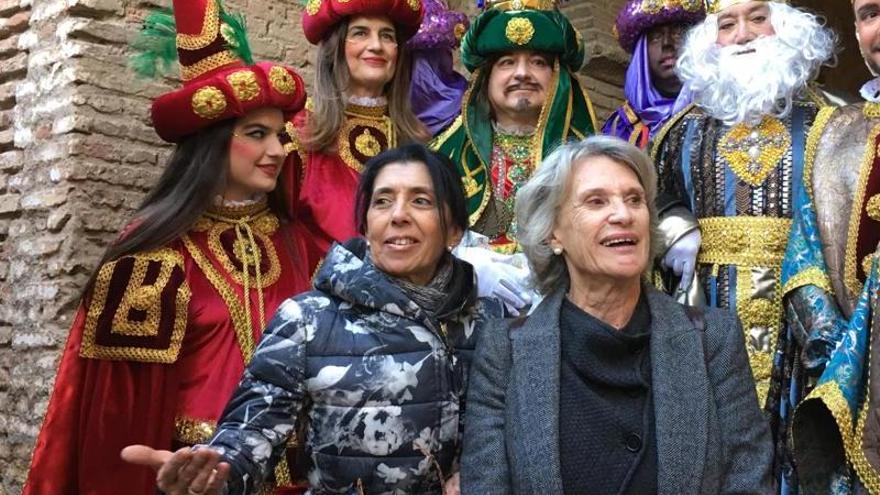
[650,103,696,160]
[805,369,880,490]
[430,115,462,151]
[80,248,191,363]
[182,235,256,363]
[175,416,216,445]
[697,216,792,267]
[177,0,220,50]
[782,266,834,297]
[530,59,559,167]
[865,102,880,119]
[204,211,281,289]
[845,124,880,298]
[803,106,837,201]
[181,50,239,82]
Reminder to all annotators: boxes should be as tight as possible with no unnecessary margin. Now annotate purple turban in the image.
[407,0,469,135]
[613,0,705,53]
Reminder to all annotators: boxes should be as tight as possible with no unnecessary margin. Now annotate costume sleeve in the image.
[651,117,691,216]
[24,248,191,495]
[704,311,775,494]
[207,297,312,494]
[459,318,513,495]
[781,185,847,375]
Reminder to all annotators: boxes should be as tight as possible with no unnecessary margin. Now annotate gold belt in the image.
[697,216,792,267]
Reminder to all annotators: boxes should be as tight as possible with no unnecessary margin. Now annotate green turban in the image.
[460,7,586,73]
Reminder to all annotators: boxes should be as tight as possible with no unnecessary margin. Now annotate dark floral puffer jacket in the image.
[207,239,504,495]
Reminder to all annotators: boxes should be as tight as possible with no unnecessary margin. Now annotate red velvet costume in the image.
[23,0,317,493]
[23,201,322,495]
[285,102,396,250]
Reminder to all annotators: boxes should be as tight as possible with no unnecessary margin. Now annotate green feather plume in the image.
[130,8,179,79]
[130,1,254,80]
[218,4,254,66]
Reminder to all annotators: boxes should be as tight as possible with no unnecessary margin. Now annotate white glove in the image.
[454,246,532,315]
[662,228,701,294]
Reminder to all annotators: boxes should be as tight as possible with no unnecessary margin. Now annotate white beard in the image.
[682,36,810,126]
[676,3,835,126]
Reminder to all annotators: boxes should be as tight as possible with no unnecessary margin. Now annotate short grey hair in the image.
[515,135,660,295]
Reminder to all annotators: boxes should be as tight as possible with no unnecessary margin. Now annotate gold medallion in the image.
[505,17,535,46]
[718,117,791,187]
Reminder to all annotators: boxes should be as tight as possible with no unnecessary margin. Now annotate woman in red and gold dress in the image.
[22,2,320,494]
[284,0,429,250]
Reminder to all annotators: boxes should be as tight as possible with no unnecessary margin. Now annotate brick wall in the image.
[0,1,629,492]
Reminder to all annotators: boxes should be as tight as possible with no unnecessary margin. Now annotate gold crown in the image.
[485,0,556,11]
[704,0,787,14]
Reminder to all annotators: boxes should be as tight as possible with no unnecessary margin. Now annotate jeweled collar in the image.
[346,95,389,119]
[493,121,536,137]
[207,195,270,220]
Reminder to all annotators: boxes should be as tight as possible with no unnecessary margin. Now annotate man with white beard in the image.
[650,0,835,492]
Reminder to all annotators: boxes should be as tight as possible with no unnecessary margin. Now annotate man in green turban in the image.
[433,0,597,313]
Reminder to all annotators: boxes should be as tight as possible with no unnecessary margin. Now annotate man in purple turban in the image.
[602,0,704,149]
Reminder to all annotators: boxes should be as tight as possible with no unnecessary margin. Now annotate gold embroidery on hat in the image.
[454,22,467,41]
[227,70,261,102]
[305,0,322,15]
[269,66,297,95]
[177,0,220,50]
[407,0,420,11]
[505,17,535,46]
[192,86,227,119]
[181,50,239,81]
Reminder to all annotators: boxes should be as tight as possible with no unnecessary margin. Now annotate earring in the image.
[446,245,453,252]
[552,247,563,256]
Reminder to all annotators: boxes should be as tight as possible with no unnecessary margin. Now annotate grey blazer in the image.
[461,288,774,494]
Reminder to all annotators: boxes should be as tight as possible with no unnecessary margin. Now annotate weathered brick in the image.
[0,52,26,83]
[19,187,68,210]
[0,193,18,213]
[0,10,30,39]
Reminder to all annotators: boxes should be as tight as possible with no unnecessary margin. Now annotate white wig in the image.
[676,2,836,125]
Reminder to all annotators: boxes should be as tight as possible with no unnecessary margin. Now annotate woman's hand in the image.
[121,444,230,495]
[443,472,461,495]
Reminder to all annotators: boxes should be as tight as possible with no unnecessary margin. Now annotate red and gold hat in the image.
[301,0,424,45]
[133,0,307,142]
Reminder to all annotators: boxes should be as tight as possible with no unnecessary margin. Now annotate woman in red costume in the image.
[22,1,320,494]
[286,0,429,250]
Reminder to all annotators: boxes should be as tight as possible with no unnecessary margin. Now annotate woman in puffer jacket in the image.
[123,144,504,495]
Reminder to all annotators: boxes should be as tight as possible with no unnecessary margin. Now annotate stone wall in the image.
[0,1,628,492]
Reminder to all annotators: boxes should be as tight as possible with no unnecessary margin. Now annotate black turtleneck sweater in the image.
[558,294,657,495]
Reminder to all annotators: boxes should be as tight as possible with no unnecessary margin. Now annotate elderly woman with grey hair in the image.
[460,136,774,495]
